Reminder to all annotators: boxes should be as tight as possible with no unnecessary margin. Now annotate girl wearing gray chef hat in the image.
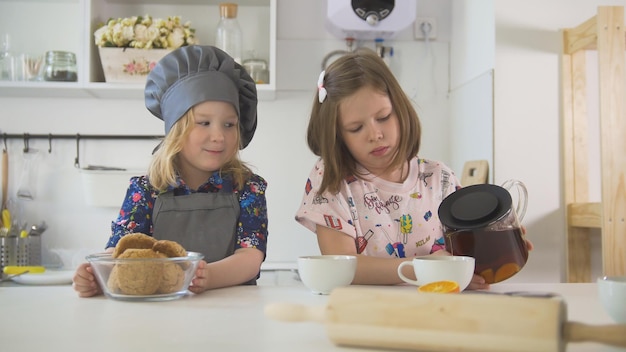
[73,45,268,297]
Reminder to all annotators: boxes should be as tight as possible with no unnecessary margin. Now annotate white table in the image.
[0,281,623,352]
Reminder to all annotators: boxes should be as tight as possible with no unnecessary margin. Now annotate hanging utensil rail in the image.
[2,133,163,168]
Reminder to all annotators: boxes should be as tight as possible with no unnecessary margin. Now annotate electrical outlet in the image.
[414,17,437,40]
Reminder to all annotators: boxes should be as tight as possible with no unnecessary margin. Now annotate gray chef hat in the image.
[145,45,258,149]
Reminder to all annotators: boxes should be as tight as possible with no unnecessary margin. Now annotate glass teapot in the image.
[437,180,528,284]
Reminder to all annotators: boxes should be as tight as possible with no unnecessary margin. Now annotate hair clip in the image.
[317,70,327,103]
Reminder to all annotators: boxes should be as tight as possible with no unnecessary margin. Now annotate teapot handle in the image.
[501,179,528,222]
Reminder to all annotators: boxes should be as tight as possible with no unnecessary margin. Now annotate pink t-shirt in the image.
[295,157,461,258]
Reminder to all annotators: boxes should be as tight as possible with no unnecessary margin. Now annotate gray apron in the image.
[152,186,257,285]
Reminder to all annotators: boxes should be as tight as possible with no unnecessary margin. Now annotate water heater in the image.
[325,0,416,40]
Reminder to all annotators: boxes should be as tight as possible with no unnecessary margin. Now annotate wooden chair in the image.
[561,6,626,282]
[461,160,489,186]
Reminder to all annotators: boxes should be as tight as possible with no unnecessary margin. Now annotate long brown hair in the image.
[307,48,421,194]
[148,109,252,191]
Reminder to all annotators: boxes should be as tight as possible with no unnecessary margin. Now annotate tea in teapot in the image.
[438,180,528,284]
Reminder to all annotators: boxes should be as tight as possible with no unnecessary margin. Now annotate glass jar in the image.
[242,57,269,84]
[41,51,77,82]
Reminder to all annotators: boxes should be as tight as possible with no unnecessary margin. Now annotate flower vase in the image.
[98,47,171,83]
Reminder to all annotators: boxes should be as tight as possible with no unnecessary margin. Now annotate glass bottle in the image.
[215,3,243,64]
[0,33,16,81]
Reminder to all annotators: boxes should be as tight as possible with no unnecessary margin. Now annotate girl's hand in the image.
[72,262,102,298]
[188,260,210,294]
[467,273,489,291]
[521,226,534,251]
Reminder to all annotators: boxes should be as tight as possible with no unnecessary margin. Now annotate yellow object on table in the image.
[3,266,46,275]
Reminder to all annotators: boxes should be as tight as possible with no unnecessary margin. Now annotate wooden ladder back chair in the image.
[561,6,626,282]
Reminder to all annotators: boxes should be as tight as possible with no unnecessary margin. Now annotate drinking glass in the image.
[0,33,10,80]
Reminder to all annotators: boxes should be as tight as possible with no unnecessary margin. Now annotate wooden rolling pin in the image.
[265,286,626,352]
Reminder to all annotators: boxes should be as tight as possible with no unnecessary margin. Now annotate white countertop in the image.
[0,281,623,352]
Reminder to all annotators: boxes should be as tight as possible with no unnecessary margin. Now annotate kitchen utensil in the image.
[397,255,474,291]
[1,208,9,231]
[3,265,45,275]
[438,179,528,284]
[27,225,44,265]
[265,286,626,352]
[0,269,29,282]
[17,148,40,200]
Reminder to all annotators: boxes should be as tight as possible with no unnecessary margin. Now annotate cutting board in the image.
[265,286,626,352]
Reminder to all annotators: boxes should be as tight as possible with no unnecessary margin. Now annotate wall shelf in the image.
[0,0,276,100]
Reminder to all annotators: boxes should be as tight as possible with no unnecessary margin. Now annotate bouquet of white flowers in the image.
[94,15,197,49]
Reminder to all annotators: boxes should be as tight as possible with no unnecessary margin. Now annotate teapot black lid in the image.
[438,184,512,230]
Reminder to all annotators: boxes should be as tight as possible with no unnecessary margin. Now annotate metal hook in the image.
[23,133,30,153]
[48,134,52,153]
[74,134,81,168]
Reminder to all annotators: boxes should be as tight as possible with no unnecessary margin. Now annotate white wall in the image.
[448,0,495,181]
[493,0,625,282]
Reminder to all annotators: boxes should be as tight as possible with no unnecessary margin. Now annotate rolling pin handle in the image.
[264,303,326,323]
[564,321,626,347]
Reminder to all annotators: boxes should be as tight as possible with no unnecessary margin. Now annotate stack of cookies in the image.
[107,233,189,295]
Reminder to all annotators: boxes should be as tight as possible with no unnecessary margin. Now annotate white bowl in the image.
[297,255,357,295]
[597,276,626,323]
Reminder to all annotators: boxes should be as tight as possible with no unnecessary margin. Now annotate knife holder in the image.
[0,234,41,272]
[0,235,18,270]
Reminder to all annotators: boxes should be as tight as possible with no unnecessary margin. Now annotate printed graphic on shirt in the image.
[376,224,405,258]
[356,229,375,254]
[415,235,431,248]
[418,171,434,186]
[431,236,446,253]
[410,192,422,199]
[441,169,450,200]
[313,194,328,205]
[363,192,402,215]
[305,178,313,195]
[323,214,343,230]
[399,214,412,244]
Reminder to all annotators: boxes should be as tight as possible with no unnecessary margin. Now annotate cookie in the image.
[152,240,187,258]
[158,262,186,294]
[115,248,163,295]
[107,265,121,294]
[112,233,157,258]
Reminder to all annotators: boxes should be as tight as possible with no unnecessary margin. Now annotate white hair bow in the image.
[317,70,327,103]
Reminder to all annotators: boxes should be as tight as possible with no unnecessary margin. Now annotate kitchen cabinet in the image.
[0,0,276,100]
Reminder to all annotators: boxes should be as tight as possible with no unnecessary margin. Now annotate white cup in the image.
[597,276,626,323]
[397,255,475,291]
[297,255,357,295]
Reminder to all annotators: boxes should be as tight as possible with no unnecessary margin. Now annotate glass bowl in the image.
[86,251,203,301]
